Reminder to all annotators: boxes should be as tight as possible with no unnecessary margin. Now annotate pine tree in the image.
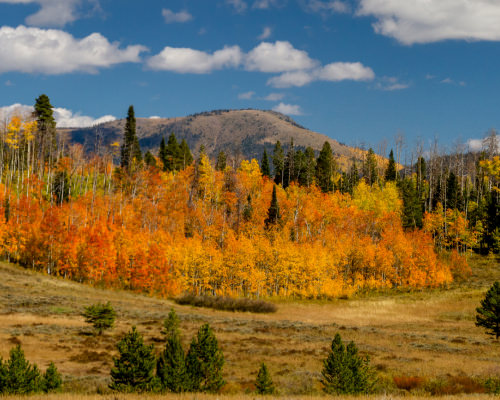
[33,94,57,161]
[185,324,225,393]
[165,133,181,171]
[385,149,397,181]
[82,302,116,335]
[179,139,193,169]
[283,139,295,188]
[215,151,227,172]
[159,137,168,171]
[363,148,378,185]
[2,345,42,394]
[476,281,500,339]
[272,141,284,186]
[110,326,156,392]
[316,142,336,193]
[144,151,157,168]
[265,185,280,229]
[321,333,374,395]
[157,309,188,393]
[446,172,459,210]
[261,149,271,178]
[120,105,142,171]
[42,362,62,393]
[303,146,316,187]
[255,362,275,395]
[399,178,423,229]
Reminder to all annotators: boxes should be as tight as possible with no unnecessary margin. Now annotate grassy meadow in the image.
[0,255,499,397]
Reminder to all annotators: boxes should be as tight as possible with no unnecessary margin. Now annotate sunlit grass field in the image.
[0,254,498,396]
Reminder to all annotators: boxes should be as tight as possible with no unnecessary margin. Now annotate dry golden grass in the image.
[0,254,499,395]
[1,396,500,400]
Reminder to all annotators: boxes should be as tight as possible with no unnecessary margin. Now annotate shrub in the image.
[82,302,116,335]
[42,362,62,393]
[175,294,277,313]
[425,376,485,395]
[110,326,157,392]
[393,375,426,391]
[321,333,375,394]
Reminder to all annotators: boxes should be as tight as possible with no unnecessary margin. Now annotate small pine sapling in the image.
[255,362,275,395]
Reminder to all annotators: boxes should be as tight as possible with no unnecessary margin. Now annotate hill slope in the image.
[60,109,360,167]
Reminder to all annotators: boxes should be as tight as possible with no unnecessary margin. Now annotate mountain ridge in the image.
[59,109,362,167]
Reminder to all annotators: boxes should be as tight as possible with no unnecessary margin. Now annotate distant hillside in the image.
[60,109,363,168]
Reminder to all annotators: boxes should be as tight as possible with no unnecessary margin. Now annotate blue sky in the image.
[1,0,500,153]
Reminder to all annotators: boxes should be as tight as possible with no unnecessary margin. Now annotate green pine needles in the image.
[321,333,375,394]
[255,362,275,394]
[110,310,225,394]
[0,345,61,394]
[110,326,157,392]
[476,281,500,339]
[82,302,116,335]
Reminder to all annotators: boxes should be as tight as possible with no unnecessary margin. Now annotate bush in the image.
[42,362,62,393]
[175,294,277,313]
[425,376,485,395]
[476,281,500,339]
[110,326,157,392]
[82,302,116,335]
[393,375,426,391]
[321,333,375,394]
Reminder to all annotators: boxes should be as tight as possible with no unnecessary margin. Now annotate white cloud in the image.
[53,107,116,127]
[304,0,350,14]
[268,62,375,87]
[148,45,243,73]
[5,80,13,86]
[252,0,285,9]
[441,78,453,84]
[0,0,99,28]
[0,103,116,127]
[162,9,193,23]
[467,139,483,152]
[0,25,146,75]
[226,0,247,13]
[149,116,161,119]
[258,26,272,40]
[374,76,410,91]
[246,41,317,73]
[238,91,255,99]
[272,102,303,115]
[264,93,285,101]
[357,0,500,45]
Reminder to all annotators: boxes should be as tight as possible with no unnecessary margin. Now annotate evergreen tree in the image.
[446,172,459,210]
[110,326,156,392]
[159,137,168,171]
[179,139,193,169]
[476,281,500,339]
[415,156,427,199]
[120,105,142,170]
[1,345,42,394]
[265,185,280,229]
[215,151,227,172]
[144,151,157,168]
[363,148,378,185]
[272,141,284,186]
[42,362,62,393]
[385,149,397,181]
[399,178,423,229]
[242,194,253,222]
[165,133,181,171]
[316,142,336,193]
[302,147,316,187]
[53,170,70,204]
[283,139,295,188]
[321,333,374,395]
[255,362,275,395]
[33,94,57,161]
[157,309,188,393]
[82,302,116,335]
[185,324,225,393]
[294,150,306,186]
[261,149,271,178]
[347,161,360,194]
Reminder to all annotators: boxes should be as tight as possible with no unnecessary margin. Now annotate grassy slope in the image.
[0,255,499,396]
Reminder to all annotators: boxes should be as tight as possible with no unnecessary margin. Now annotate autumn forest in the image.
[0,95,499,300]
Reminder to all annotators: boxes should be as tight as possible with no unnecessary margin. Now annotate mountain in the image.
[59,109,363,168]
